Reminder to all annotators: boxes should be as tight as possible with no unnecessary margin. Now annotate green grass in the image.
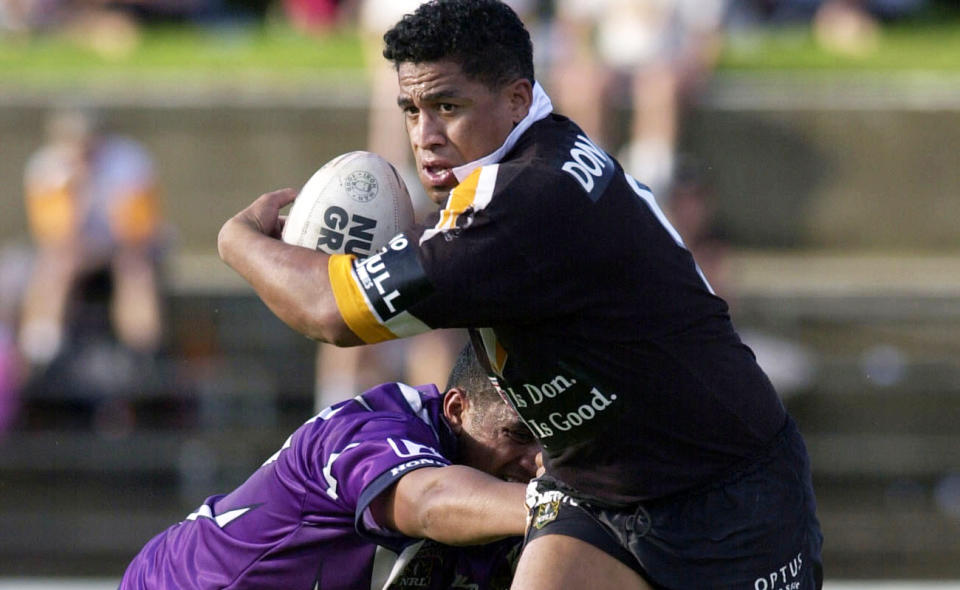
[0,24,365,87]
[2,18,960,91]
[720,22,960,71]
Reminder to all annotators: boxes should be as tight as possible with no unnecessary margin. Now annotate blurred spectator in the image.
[18,106,168,432]
[283,0,343,33]
[0,245,31,435]
[746,0,927,22]
[548,0,728,201]
[0,327,20,434]
[724,0,932,63]
[0,0,63,33]
[1,0,257,51]
[0,0,142,57]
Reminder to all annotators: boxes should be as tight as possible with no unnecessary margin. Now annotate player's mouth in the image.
[421,162,457,188]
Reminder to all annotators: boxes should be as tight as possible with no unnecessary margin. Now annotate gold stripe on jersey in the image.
[328,254,397,344]
[494,340,508,374]
[437,167,482,231]
[476,327,508,376]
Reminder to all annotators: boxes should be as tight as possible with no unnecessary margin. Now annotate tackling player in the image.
[217,1,824,588]
[119,346,537,589]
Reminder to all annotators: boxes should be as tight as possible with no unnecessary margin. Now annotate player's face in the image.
[397,60,531,205]
[455,396,539,483]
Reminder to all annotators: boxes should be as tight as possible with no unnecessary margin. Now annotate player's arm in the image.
[217,189,362,346]
[371,464,527,546]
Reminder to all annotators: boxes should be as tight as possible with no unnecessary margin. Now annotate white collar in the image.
[452,81,554,183]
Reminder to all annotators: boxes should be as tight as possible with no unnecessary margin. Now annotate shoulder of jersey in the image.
[281,151,415,257]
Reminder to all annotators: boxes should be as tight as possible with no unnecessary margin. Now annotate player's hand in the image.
[232,188,296,238]
[218,189,295,263]
[535,452,544,477]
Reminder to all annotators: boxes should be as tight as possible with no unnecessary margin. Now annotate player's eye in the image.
[504,426,535,444]
[438,103,458,114]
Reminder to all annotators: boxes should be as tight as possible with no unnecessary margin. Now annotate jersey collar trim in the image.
[452,80,553,183]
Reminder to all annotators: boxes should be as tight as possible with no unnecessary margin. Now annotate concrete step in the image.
[818,508,960,579]
[788,390,960,436]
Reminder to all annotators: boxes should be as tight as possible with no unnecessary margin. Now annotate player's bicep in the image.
[354,453,450,544]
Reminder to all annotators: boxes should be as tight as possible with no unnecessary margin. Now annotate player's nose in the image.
[413,112,445,149]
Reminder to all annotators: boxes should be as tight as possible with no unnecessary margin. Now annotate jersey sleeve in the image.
[327,164,577,344]
[102,138,161,246]
[319,412,452,548]
[24,149,78,245]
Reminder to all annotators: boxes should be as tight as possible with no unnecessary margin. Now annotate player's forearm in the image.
[218,215,360,346]
[394,465,527,546]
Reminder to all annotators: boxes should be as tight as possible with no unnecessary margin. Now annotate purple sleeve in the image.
[317,412,453,549]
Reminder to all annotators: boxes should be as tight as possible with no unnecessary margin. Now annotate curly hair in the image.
[383,0,534,90]
[445,343,501,404]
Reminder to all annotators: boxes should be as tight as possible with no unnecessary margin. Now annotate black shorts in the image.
[524,417,823,590]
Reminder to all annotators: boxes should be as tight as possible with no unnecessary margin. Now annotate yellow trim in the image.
[26,187,76,244]
[328,254,397,344]
[494,341,508,374]
[109,187,160,245]
[438,169,481,230]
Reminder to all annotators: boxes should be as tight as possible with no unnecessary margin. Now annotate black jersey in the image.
[328,112,787,505]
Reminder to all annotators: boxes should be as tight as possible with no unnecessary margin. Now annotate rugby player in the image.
[217,1,824,588]
[119,346,537,589]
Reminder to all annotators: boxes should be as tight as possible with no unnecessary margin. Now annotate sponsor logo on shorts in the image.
[754,552,804,590]
[344,170,378,203]
[527,488,578,531]
[531,497,561,530]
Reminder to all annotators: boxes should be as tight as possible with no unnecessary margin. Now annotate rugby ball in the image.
[282,151,415,257]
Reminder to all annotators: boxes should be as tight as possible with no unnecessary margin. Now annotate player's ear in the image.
[443,388,469,434]
[504,78,533,124]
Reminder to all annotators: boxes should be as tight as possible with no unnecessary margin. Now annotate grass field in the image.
[721,22,960,71]
[0,24,364,88]
[2,18,960,91]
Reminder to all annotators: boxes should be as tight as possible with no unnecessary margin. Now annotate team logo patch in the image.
[526,483,577,531]
[344,170,379,203]
[531,497,561,530]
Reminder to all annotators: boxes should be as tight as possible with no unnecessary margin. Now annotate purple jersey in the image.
[120,382,519,589]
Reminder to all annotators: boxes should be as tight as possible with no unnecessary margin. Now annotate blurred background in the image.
[1,0,960,586]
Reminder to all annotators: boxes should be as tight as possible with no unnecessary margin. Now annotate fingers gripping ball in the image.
[282,151,415,256]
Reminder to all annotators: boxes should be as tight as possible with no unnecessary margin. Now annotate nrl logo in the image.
[531,498,561,530]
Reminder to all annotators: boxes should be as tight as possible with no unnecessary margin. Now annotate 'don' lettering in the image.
[561,135,609,193]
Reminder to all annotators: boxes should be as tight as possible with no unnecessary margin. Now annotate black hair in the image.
[445,343,501,409]
[383,0,535,90]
